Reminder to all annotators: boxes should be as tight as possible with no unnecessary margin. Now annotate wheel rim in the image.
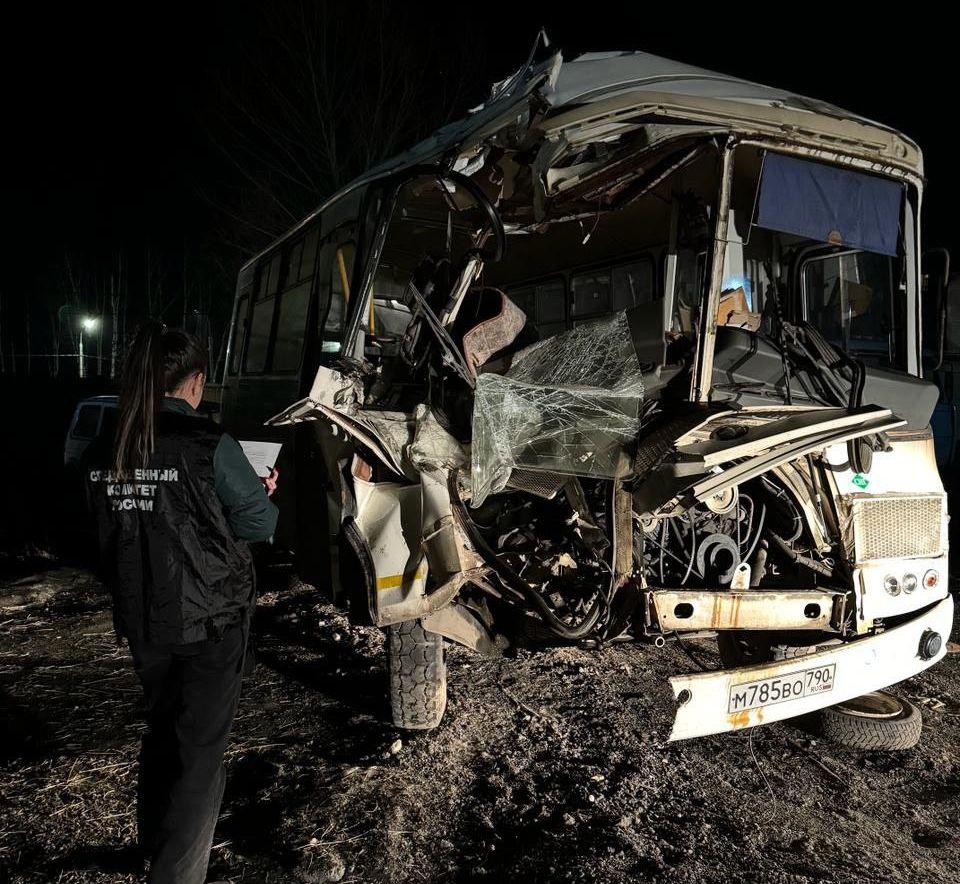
[833,691,904,720]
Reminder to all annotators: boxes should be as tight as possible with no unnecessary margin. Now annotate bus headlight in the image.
[902,573,918,594]
[883,575,900,596]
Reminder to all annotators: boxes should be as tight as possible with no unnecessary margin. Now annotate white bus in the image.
[221,45,951,747]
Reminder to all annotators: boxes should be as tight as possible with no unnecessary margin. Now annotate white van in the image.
[64,396,118,468]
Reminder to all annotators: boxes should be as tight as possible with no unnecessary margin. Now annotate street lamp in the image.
[79,316,99,378]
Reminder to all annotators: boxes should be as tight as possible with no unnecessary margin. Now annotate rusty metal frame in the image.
[650,588,845,632]
[421,602,503,656]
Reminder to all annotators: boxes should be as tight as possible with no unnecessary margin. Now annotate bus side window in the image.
[535,279,566,336]
[571,270,611,320]
[245,254,281,373]
[72,404,101,439]
[507,286,535,323]
[301,228,320,281]
[273,230,319,372]
[506,279,566,339]
[571,258,655,326]
[321,242,355,354]
[612,259,654,309]
[228,294,249,375]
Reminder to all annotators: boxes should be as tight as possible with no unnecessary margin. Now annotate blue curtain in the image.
[756,153,903,257]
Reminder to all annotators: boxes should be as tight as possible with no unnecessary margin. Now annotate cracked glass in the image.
[470,311,645,505]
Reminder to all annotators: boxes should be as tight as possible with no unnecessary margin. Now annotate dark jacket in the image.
[85,399,278,644]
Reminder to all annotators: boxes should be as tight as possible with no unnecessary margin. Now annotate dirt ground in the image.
[1,561,959,884]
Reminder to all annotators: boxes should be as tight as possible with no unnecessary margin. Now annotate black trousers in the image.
[129,622,246,884]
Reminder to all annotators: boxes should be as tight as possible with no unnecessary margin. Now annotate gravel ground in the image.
[1,563,959,883]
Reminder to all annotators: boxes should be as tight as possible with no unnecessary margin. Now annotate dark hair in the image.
[114,321,209,475]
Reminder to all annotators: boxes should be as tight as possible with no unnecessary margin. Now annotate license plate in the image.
[728,664,836,713]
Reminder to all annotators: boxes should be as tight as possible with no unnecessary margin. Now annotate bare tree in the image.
[110,253,123,379]
[0,291,5,374]
[95,281,104,378]
[203,0,481,254]
[24,302,31,376]
[48,303,59,377]
[120,289,127,370]
[62,252,83,370]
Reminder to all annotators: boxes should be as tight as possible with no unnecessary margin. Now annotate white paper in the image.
[239,440,283,478]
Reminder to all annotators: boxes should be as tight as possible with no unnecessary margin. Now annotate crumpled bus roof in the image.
[541,51,919,168]
[548,50,854,114]
[241,48,921,272]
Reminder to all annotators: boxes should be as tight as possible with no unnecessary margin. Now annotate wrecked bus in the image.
[220,45,953,746]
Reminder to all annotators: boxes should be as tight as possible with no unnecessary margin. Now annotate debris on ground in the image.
[2,567,959,883]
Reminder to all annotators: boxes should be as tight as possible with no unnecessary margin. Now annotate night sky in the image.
[3,3,955,355]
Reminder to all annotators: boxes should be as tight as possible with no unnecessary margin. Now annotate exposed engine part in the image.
[750,544,768,586]
[640,490,765,588]
[641,474,835,589]
[768,532,834,577]
[696,534,740,584]
[705,486,738,515]
[449,458,835,642]
[448,472,614,641]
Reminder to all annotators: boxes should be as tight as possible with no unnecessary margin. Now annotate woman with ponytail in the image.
[85,320,278,884]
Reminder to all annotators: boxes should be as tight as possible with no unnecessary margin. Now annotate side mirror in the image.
[922,248,950,371]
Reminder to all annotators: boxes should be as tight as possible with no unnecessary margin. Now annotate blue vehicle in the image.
[924,260,957,470]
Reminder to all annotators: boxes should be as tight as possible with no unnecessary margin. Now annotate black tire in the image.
[387,620,447,730]
[821,691,922,751]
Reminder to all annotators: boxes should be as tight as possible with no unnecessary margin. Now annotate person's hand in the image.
[261,467,279,497]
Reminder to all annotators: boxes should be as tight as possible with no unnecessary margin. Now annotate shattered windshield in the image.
[471,311,646,506]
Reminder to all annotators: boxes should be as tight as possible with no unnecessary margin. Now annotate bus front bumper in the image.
[669,595,954,741]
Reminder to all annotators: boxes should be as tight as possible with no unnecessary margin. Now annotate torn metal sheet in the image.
[633,406,906,517]
[419,469,462,587]
[409,404,469,472]
[266,368,416,478]
[354,468,482,627]
[353,476,427,626]
[267,365,363,425]
[421,601,505,656]
[686,412,905,504]
[675,406,899,467]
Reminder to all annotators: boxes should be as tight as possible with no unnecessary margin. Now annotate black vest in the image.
[86,410,255,644]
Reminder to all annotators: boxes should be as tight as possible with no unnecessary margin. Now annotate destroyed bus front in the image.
[251,47,952,741]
